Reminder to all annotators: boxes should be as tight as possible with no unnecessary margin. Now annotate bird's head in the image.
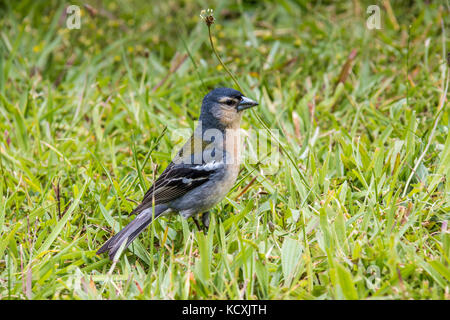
[200,87,258,129]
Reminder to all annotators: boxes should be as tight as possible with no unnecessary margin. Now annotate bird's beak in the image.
[237,96,259,111]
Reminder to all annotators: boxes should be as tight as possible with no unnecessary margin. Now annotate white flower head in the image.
[200,9,214,20]
[200,9,214,26]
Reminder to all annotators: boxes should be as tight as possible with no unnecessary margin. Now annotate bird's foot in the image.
[192,216,202,231]
[201,211,210,230]
[192,212,210,233]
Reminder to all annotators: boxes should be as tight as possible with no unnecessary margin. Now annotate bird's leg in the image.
[201,211,210,230]
[192,216,202,231]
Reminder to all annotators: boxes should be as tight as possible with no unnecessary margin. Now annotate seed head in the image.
[200,9,214,27]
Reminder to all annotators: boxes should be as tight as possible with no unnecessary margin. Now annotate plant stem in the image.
[208,26,243,92]
[206,23,317,200]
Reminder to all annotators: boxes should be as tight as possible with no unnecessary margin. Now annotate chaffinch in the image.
[97,87,258,260]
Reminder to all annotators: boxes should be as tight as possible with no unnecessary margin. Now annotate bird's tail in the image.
[96,204,168,260]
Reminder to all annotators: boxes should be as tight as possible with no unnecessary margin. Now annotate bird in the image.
[96,87,258,260]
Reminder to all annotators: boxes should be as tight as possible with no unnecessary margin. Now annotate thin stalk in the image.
[208,25,243,92]
[206,23,317,201]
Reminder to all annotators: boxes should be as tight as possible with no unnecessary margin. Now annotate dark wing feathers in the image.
[131,162,219,215]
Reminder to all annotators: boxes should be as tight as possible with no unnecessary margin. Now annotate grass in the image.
[0,0,449,300]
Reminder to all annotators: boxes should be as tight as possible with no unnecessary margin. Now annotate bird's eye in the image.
[225,99,234,106]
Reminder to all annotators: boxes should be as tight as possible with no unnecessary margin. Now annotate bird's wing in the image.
[131,161,224,215]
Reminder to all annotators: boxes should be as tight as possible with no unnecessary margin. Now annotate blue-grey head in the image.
[199,87,258,129]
